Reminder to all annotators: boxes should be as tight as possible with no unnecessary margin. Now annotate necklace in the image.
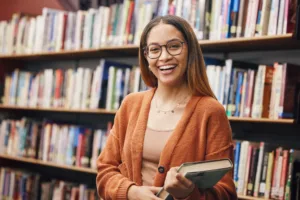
[154,94,190,114]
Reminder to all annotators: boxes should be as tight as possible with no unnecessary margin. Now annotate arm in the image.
[96,102,136,200]
[173,104,237,200]
[202,105,237,200]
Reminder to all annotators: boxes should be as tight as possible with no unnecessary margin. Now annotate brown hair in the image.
[139,15,216,98]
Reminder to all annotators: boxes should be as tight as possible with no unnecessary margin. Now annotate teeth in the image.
[159,65,176,70]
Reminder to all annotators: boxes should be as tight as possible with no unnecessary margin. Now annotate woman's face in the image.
[145,23,188,87]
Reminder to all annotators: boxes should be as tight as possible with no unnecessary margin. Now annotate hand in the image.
[127,185,163,200]
[164,167,195,199]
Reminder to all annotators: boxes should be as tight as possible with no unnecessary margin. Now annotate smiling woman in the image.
[96,15,237,200]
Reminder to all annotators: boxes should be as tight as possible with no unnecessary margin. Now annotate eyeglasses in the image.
[144,40,185,59]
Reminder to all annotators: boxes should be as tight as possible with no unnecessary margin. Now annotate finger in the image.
[176,173,194,188]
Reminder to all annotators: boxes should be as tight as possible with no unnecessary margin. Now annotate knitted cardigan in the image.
[96,88,237,200]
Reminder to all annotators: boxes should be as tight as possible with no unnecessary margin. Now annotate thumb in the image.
[148,186,163,194]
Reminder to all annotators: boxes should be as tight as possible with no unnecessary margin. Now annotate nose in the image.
[159,46,172,61]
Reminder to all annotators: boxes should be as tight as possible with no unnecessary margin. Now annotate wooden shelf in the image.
[0,34,298,61]
[0,154,97,174]
[238,195,270,200]
[0,105,295,123]
[228,116,294,124]
[0,105,116,115]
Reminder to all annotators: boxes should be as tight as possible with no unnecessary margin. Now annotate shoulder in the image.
[118,89,153,113]
[194,96,227,117]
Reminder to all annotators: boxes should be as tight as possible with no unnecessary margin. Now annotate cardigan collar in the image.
[131,88,202,186]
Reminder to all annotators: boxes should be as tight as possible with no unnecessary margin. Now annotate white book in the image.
[215,66,221,100]
[237,141,250,194]
[91,129,102,169]
[26,18,36,54]
[33,15,44,53]
[66,126,75,166]
[118,0,130,45]
[81,68,92,109]
[113,68,123,110]
[100,7,110,47]
[15,17,26,54]
[267,0,279,35]
[105,66,116,110]
[74,11,85,50]
[254,142,265,197]
[49,124,58,161]
[43,69,54,108]
[90,63,104,109]
[43,124,52,161]
[282,0,289,34]
[133,67,141,93]
[123,68,131,98]
[0,121,7,154]
[244,0,254,37]
[274,64,284,119]
[73,67,84,109]
[251,65,266,118]
[276,0,285,35]
[55,12,66,52]
[65,69,75,109]
[6,21,13,54]
[239,72,247,117]
[257,0,271,36]
[93,7,103,48]
[8,171,15,199]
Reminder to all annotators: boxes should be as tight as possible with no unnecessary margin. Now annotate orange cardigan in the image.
[96,88,237,200]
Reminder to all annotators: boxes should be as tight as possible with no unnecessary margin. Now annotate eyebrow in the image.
[147,38,183,46]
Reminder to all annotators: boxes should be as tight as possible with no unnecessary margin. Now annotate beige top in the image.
[142,95,189,186]
[142,127,173,186]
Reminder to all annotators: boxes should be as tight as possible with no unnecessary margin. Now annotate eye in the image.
[149,46,160,53]
[168,42,181,50]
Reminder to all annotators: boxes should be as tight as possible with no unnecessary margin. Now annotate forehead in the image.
[147,23,184,45]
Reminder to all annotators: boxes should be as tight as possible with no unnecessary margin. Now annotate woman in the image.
[96,15,237,200]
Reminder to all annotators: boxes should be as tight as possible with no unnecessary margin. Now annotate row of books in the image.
[234,141,300,200]
[0,167,99,200]
[0,118,112,169]
[2,59,147,110]
[2,58,300,119]
[0,0,297,55]
[207,59,300,119]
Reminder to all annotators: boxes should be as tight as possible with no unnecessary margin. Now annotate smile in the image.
[158,65,177,71]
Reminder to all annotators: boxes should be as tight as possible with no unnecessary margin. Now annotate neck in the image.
[155,83,190,103]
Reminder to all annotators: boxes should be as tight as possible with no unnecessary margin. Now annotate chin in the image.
[158,79,184,87]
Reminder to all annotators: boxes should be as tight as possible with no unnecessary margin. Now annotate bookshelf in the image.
[0,105,294,124]
[0,34,297,61]
[0,1,299,199]
[238,195,268,200]
[0,154,272,200]
[0,154,97,174]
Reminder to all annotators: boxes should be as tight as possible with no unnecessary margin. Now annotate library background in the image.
[0,0,300,199]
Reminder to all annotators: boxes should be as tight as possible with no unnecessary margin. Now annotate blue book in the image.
[234,71,244,116]
[234,141,241,189]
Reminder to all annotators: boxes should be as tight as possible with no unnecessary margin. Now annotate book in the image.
[156,159,233,199]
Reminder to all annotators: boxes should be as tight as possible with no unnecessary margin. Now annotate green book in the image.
[156,159,233,200]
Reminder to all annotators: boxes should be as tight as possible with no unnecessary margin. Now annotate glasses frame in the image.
[143,40,185,59]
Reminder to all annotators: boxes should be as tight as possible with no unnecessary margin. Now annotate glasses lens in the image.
[147,44,161,59]
[167,40,183,55]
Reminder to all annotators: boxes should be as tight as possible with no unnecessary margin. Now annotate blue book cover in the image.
[234,71,244,116]
[234,141,241,189]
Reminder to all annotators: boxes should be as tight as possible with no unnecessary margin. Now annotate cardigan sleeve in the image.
[202,104,238,200]
[96,100,136,200]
